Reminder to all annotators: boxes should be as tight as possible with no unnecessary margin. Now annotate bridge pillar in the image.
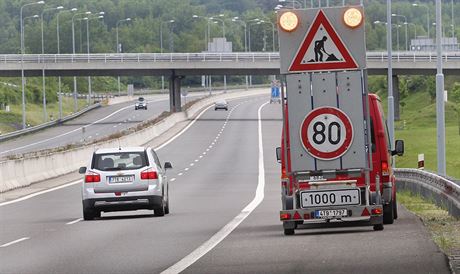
[169,71,182,113]
[393,75,400,121]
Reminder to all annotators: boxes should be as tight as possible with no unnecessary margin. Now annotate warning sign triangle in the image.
[289,10,358,72]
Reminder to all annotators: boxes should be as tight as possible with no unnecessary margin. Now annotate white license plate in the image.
[300,189,360,208]
[315,209,348,219]
[108,175,134,183]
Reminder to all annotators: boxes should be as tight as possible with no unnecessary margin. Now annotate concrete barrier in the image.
[0,89,268,193]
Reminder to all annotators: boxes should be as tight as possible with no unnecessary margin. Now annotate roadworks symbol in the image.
[289,10,358,72]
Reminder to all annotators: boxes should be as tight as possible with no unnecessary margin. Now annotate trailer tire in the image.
[383,201,395,224]
[284,228,295,235]
[373,224,384,231]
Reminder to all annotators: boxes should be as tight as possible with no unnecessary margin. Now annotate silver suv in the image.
[79,147,172,220]
[135,97,147,110]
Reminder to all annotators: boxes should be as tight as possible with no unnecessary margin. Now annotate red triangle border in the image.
[289,10,358,72]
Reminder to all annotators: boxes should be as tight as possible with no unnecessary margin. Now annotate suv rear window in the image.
[93,152,148,171]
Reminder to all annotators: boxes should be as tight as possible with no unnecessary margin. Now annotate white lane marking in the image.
[170,178,176,182]
[155,104,214,151]
[178,173,183,176]
[66,218,82,225]
[184,168,189,171]
[0,180,82,207]
[194,159,199,162]
[190,163,194,166]
[206,148,210,152]
[113,125,117,128]
[95,133,99,136]
[161,101,269,274]
[0,96,263,207]
[1,237,30,248]
[0,103,138,155]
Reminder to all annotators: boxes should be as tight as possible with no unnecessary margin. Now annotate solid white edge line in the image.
[66,218,83,225]
[0,237,30,248]
[160,101,269,274]
[0,180,82,207]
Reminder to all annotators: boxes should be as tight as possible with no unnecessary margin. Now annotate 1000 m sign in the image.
[300,107,354,160]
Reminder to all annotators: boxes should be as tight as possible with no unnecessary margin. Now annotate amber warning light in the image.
[343,8,363,29]
[279,11,299,32]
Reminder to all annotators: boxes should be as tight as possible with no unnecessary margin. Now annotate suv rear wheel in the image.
[83,202,100,220]
[154,197,166,217]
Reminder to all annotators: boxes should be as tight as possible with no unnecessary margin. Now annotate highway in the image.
[0,92,211,158]
[0,95,450,274]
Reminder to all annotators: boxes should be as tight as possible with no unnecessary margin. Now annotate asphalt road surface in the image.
[0,96,450,274]
[0,93,207,158]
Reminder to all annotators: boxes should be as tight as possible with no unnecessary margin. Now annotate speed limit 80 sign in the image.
[300,107,353,160]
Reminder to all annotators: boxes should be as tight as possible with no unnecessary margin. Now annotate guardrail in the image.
[0,51,459,64]
[394,168,460,218]
[0,103,101,142]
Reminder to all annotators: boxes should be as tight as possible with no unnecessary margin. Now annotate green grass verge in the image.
[397,190,460,257]
[395,126,460,178]
[0,97,88,134]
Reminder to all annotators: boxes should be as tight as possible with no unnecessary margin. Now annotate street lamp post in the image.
[20,1,45,129]
[211,17,225,39]
[406,22,417,49]
[412,3,430,39]
[160,19,175,54]
[72,11,91,112]
[23,15,40,50]
[84,13,104,105]
[116,17,131,95]
[40,6,63,122]
[392,14,408,51]
[56,8,77,120]
[258,20,276,51]
[232,17,249,89]
[160,19,174,93]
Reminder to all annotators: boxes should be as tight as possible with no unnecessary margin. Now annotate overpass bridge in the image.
[0,51,459,77]
[1,51,458,113]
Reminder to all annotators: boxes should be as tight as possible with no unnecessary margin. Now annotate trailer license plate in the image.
[300,189,360,208]
[315,209,348,219]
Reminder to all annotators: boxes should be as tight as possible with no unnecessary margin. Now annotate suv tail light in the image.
[85,171,100,183]
[141,168,158,180]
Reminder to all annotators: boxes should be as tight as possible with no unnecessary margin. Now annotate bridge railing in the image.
[0,51,459,64]
[394,168,460,218]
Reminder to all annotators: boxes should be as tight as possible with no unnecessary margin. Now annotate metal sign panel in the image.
[278,7,366,74]
[287,71,368,172]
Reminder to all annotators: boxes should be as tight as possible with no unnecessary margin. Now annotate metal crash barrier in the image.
[394,168,460,218]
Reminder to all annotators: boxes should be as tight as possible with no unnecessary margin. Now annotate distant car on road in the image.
[135,97,147,110]
[79,147,172,220]
[214,99,228,111]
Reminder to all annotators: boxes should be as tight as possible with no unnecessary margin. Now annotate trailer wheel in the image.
[383,201,395,224]
[284,228,295,235]
[373,224,384,231]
